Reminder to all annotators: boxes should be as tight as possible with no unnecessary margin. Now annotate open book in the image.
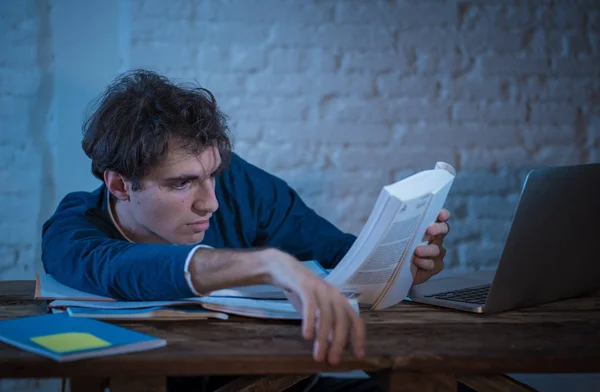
[206,162,456,310]
[323,162,456,309]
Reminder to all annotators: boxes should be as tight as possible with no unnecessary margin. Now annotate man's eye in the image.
[172,181,190,190]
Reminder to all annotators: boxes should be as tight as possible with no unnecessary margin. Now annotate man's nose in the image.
[193,180,219,214]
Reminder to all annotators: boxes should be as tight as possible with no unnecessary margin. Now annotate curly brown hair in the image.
[82,69,233,190]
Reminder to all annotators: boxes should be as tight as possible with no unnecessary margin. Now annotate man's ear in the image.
[104,170,130,201]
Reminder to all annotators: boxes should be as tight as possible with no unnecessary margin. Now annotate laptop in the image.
[407,162,600,314]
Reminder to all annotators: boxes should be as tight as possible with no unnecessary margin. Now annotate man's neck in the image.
[110,194,164,244]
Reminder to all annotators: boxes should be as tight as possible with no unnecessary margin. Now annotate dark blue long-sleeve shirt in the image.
[41,153,357,301]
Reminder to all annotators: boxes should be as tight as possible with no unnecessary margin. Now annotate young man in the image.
[42,70,450,391]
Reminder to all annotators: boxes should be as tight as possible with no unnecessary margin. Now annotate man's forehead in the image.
[155,146,221,176]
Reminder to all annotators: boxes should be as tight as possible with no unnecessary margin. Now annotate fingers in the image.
[437,208,450,222]
[313,292,333,362]
[426,221,450,237]
[282,255,365,366]
[427,209,451,237]
[340,295,365,361]
[413,245,446,275]
[413,258,435,270]
[302,294,316,340]
[434,256,445,274]
[438,245,447,260]
[414,244,440,258]
[413,244,446,272]
[326,293,365,365]
[308,286,366,365]
[328,296,349,365]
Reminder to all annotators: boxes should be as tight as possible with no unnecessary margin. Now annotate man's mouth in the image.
[188,220,210,232]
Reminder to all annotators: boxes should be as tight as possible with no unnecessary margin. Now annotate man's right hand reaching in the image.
[190,247,366,365]
[264,249,366,365]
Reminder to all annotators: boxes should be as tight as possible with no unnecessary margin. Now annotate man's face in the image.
[125,145,221,245]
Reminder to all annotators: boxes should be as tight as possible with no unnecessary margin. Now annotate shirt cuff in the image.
[184,244,213,296]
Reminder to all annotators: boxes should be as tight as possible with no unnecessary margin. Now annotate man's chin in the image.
[177,232,206,245]
[170,232,204,245]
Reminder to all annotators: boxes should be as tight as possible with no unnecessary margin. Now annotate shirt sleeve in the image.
[41,197,198,301]
[241,159,357,269]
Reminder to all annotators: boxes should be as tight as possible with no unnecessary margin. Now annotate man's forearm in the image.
[188,247,275,294]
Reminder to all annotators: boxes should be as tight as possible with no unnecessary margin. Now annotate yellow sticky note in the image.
[31,332,111,353]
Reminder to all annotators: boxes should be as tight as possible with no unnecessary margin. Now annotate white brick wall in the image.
[1,1,600,390]
[0,2,59,391]
[131,0,600,271]
[1,0,599,281]
[0,0,51,283]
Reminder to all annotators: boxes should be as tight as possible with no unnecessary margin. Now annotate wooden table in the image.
[1,280,600,392]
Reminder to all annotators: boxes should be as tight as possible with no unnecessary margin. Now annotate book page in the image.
[372,177,454,309]
[333,194,432,303]
[326,192,392,280]
[325,162,455,301]
[325,192,399,288]
[347,212,421,284]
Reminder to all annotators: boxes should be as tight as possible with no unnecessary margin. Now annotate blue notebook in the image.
[0,313,166,362]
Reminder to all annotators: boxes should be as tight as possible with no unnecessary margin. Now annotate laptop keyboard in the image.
[425,284,490,305]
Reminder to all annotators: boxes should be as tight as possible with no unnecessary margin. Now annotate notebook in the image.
[0,313,166,362]
[66,306,229,321]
